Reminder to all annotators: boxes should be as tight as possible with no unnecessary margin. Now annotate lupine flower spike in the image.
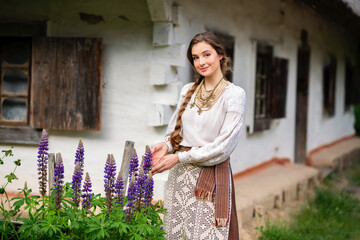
[82,172,92,213]
[125,174,137,221]
[37,129,49,196]
[53,153,64,210]
[75,139,85,178]
[136,166,147,210]
[144,171,154,208]
[129,149,139,180]
[143,145,153,173]
[104,154,116,212]
[114,173,124,206]
[72,162,82,207]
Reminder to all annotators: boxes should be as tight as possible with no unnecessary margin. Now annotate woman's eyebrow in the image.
[192,50,211,56]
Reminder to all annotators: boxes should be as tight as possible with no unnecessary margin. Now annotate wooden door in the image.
[295,46,310,164]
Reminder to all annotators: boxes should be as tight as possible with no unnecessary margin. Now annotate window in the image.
[0,38,31,125]
[212,31,235,82]
[254,44,272,132]
[253,43,289,132]
[323,55,336,117]
[0,37,102,144]
[344,59,360,111]
[345,59,353,111]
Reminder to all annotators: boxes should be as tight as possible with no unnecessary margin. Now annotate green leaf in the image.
[0,187,5,194]
[2,149,14,157]
[14,159,21,166]
[5,172,18,183]
[13,198,25,210]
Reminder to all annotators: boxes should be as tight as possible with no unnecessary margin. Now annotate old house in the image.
[0,0,359,201]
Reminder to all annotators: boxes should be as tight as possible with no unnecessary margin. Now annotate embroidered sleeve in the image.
[178,86,246,166]
[164,83,194,153]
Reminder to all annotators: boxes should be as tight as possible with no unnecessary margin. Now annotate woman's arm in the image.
[178,87,246,166]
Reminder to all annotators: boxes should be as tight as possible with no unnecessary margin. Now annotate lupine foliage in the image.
[1,133,166,240]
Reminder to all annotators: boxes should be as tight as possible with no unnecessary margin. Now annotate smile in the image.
[200,67,208,72]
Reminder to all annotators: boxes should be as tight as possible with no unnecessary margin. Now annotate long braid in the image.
[170,76,203,150]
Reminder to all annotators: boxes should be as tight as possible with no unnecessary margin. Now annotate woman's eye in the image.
[193,56,199,60]
[204,53,211,57]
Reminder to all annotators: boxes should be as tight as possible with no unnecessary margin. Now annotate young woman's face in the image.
[191,41,223,78]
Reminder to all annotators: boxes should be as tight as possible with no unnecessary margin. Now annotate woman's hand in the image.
[151,142,169,166]
[151,154,179,175]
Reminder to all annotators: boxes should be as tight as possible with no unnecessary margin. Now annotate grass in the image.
[258,161,360,240]
[347,162,360,186]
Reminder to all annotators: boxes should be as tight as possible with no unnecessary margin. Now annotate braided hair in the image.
[169,32,231,150]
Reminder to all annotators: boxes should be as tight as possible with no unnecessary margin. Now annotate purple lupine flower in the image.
[125,174,137,221]
[74,139,85,178]
[53,153,64,210]
[37,129,49,196]
[104,154,116,212]
[72,162,82,207]
[114,173,124,206]
[129,149,139,180]
[135,166,147,210]
[143,145,153,173]
[144,171,154,208]
[82,172,92,213]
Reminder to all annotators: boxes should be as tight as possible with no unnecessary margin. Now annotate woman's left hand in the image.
[151,154,179,175]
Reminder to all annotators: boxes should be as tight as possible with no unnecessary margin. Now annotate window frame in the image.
[0,37,32,126]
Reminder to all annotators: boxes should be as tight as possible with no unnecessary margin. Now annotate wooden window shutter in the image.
[270,58,288,118]
[323,56,336,117]
[31,37,102,130]
[254,44,273,132]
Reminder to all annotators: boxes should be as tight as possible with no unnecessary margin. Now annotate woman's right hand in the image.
[151,142,169,167]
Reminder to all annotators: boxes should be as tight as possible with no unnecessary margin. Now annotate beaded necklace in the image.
[190,77,230,115]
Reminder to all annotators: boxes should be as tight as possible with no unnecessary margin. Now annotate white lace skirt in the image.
[164,163,230,240]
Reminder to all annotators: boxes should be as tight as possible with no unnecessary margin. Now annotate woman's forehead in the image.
[192,41,215,55]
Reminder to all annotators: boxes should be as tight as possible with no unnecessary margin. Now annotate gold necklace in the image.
[190,77,229,115]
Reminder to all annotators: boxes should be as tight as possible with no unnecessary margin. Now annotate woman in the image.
[151,32,246,240]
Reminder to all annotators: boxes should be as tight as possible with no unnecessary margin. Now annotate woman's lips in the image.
[200,67,208,72]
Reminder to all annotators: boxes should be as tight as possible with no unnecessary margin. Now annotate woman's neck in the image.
[203,70,224,90]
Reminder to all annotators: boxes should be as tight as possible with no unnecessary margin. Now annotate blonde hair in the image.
[169,32,231,150]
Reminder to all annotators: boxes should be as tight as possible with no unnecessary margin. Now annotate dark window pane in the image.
[2,41,30,64]
[3,70,28,93]
[2,98,26,120]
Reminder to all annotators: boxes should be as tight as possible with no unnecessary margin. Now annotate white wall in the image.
[172,0,357,173]
[0,0,172,198]
[0,0,357,200]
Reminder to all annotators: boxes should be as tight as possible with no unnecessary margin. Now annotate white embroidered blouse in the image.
[164,82,246,166]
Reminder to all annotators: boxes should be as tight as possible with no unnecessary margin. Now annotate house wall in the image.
[171,0,357,173]
[0,0,172,198]
[0,0,357,200]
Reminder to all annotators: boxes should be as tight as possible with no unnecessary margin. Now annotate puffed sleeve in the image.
[164,83,194,152]
[178,86,246,166]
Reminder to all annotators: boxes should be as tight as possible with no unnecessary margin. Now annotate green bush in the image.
[354,105,360,136]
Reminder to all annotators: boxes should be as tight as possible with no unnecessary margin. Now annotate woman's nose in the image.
[199,57,205,65]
